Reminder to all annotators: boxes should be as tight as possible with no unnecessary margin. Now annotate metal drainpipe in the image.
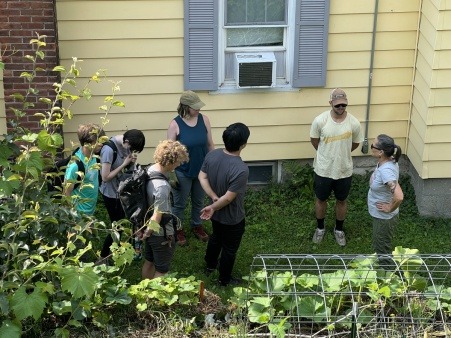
[361,0,379,154]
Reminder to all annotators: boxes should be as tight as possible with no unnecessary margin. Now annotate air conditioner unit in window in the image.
[235,52,276,88]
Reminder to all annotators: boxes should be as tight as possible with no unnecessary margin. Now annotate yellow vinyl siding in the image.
[58,20,182,40]
[408,0,451,178]
[428,107,451,124]
[329,50,415,70]
[61,58,183,77]
[56,0,182,20]
[59,39,183,59]
[56,0,422,170]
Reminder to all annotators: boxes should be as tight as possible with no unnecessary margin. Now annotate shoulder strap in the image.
[103,139,118,164]
[71,156,85,190]
[75,158,85,173]
[147,171,169,182]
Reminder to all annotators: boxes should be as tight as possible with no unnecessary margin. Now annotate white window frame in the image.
[184,0,330,91]
[218,0,296,90]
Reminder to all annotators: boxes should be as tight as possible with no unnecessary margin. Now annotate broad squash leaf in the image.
[0,320,21,338]
[11,286,47,320]
[60,266,99,299]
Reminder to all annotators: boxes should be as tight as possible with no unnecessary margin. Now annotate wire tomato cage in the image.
[236,248,451,337]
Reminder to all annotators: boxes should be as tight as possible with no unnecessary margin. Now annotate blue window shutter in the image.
[293,0,330,88]
[184,0,218,91]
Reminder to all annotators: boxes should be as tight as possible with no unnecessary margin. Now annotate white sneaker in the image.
[312,228,325,244]
[334,230,346,247]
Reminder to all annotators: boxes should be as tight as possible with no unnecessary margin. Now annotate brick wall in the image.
[0,0,59,133]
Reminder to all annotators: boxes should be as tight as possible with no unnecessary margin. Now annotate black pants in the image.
[205,218,245,284]
[100,194,125,258]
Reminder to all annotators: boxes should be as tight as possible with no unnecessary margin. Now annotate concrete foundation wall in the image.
[408,162,451,218]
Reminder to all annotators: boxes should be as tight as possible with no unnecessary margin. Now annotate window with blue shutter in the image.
[293,0,330,87]
[184,0,329,90]
[184,0,219,90]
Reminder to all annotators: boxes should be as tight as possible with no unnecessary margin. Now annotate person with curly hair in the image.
[142,140,189,280]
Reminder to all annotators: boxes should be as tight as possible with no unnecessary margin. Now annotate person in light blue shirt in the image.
[368,134,404,268]
[64,123,105,215]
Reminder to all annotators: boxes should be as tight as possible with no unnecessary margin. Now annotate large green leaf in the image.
[11,286,48,320]
[0,292,10,314]
[248,303,271,324]
[0,320,21,338]
[60,266,99,299]
[321,271,345,292]
[105,289,132,305]
[297,296,329,322]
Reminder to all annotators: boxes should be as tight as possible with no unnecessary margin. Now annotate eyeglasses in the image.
[333,104,347,108]
[371,144,381,151]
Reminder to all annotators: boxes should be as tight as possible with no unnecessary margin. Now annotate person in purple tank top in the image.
[167,91,215,246]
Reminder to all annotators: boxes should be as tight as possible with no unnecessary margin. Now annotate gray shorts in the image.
[144,235,176,273]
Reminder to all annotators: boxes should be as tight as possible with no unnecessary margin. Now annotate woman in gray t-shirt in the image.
[367,134,404,267]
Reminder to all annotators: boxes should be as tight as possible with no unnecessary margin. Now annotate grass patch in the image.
[96,164,451,304]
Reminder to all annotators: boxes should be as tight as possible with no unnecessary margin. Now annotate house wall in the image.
[55,0,420,167]
[409,0,451,179]
[0,0,60,134]
[408,0,451,216]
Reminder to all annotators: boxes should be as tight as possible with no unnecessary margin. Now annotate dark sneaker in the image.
[192,225,209,242]
[218,277,242,287]
[205,267,215,276]
[176,230,187,246]
[334,230,346,247]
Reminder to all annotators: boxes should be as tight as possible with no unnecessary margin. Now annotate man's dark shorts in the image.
[314,174,352,201]
[144,235,176,273]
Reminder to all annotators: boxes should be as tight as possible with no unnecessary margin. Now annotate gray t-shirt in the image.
[367,161,400,220]
[201,149,249,225]
[145,165,174,237]
[99,137,131,198]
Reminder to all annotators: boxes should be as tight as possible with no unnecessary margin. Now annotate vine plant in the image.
[230,247,451,336]
[0,34,134,338]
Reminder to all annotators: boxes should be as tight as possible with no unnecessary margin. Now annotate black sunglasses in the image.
[371,144,381,151]
[334,104,347,108]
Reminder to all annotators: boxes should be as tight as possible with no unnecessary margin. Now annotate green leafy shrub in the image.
[0,34,136,338]
[0,35,211,338]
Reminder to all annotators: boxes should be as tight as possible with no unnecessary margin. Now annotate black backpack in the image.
[47,140,118,194]
[47,148,84,194]
[118,165,176,239]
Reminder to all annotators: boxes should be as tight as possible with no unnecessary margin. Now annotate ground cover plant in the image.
[2,34,451,338]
